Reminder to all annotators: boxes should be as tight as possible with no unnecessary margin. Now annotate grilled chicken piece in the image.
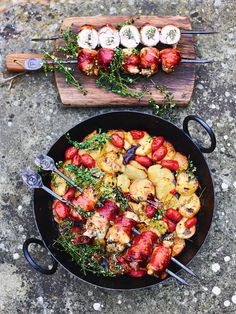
[147,243,171,275]
[140,24,160,47]
[77,48,98,76]
[97,48,115,71]
[160,24,181,45]
[159,48,181,73]
[72,186,97,212]
[119,25,140,48]
[140,47,159,76]
[99,24,120,49]
[83,199,119,240]
[106,212,138,252]
[77,24,99,49]
[123,231,157,262]
[123,48,140,74]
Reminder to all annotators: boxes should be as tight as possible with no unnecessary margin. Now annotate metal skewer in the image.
[32,35,63,41]
[132,228,197,278]
[22,168,190,286]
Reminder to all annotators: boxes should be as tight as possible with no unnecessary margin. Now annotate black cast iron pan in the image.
[23,112,216,290]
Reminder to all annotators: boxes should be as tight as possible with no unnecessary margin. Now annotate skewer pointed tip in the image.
[166,269,190,286]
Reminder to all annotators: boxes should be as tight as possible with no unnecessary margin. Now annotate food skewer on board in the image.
[22,168,190,285]
[31,23,217,48]
[33,153,197,280]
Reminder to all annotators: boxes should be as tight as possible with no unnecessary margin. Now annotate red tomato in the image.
[161,160,179,171]
[170,189,177,195]
[64,188,75,201]
[65,146,78,160]
[130,130,145,139]
[116,255,125,264]
[110,133,124,148]
[151,136,164,152]
[185,217,197,228]
[80,154,96,168]
[54,201,69,219]
[145,205,157,218]
[71,154,81,166]
[134,155,152,167]
[71,226,81,234]
[128,269,147,277]
[152,146,167,162]
[161,217,176,232]
[165,208,182,222]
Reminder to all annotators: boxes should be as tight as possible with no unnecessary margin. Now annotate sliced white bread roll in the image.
[77,25,99,49]
[140,24,160,46]
[160,24,181,45]
[119,25,141,48]
[99,24,120,48]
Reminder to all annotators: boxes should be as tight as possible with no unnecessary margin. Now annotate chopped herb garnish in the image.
[113,187,130,210]
[152,209,164,221]
[66,129,110,151]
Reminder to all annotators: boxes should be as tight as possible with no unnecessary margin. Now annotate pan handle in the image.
[23,238,58,275]
[183,115,216,153]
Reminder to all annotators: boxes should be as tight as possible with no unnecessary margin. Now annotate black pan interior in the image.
[33,111,214,290]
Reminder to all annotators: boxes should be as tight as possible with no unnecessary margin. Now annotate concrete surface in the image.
[0,1,236,313]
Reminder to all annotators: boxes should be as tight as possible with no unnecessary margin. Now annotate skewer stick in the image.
[165,269,190,286]
[31,35,63,41]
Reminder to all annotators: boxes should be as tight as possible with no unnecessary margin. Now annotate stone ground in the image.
[0,0,236,313]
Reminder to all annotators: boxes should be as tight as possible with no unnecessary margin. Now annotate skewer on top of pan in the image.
[32,23,217,49]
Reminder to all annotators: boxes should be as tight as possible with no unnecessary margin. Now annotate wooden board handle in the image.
[6,53,44,72]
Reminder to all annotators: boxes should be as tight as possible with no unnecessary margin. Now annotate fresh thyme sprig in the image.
[43,52,87,95]
[186,159,197,179]
[56,233,115,276]
[149,80,176,119]
[66,129,110,151]
[152,209,165,221]
[116,16,139,30]
[96,48,148,99]
[57,29,78,59]
[113,187,130,210]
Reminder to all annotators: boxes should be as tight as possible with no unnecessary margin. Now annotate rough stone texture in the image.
[0,1,236,313]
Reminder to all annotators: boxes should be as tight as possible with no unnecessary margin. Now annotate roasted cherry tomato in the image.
[145,205,157,218]
[151,136,164,152]
[185,217,197,228]
[72,154,81,166]
[128,269,147,277]
[130,130,145,139]
[64,188,76,201]
[110,133,124,148]
[80,154,96,168]
[116,255,125,264]
[152,146,167,162]
[161,217,176,232]
[65,146,78,160]
[161,160,179,171]
[71,226,81,234]
[54,201,69,219]
[170,189,177,195]
[165,208,182,222]
[134,155,152,167]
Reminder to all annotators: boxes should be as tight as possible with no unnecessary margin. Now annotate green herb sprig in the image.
[56,234,115,276]
[186,159,197,179]
[57,29,78,59]
[149,80,176,119]
[66,129,110,151]
[96,48,148,99]
[113,187,130,210]
[152,209,164,221]
[43,52,87,95]
[116,16,139,30]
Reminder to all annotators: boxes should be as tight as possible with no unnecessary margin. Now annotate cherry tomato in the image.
[161,160,179,171]
[72,154,81,166]
[165,208,182,222]
[145,205,157,218]
[54,201,69,219]
[116,255,125,264]
[64,188,76,201]
[130,130,145,139]
[170,189,177,195]
[151,136,164,152]
[185,217,197,228]
[71,227,81,234]
[110,133,124,148]
[134,155,152,167]
[80,154,96,168]
[65,146,78,160]
[152,146,167,162]
[128,269,147,277]
[161,217,176,232]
